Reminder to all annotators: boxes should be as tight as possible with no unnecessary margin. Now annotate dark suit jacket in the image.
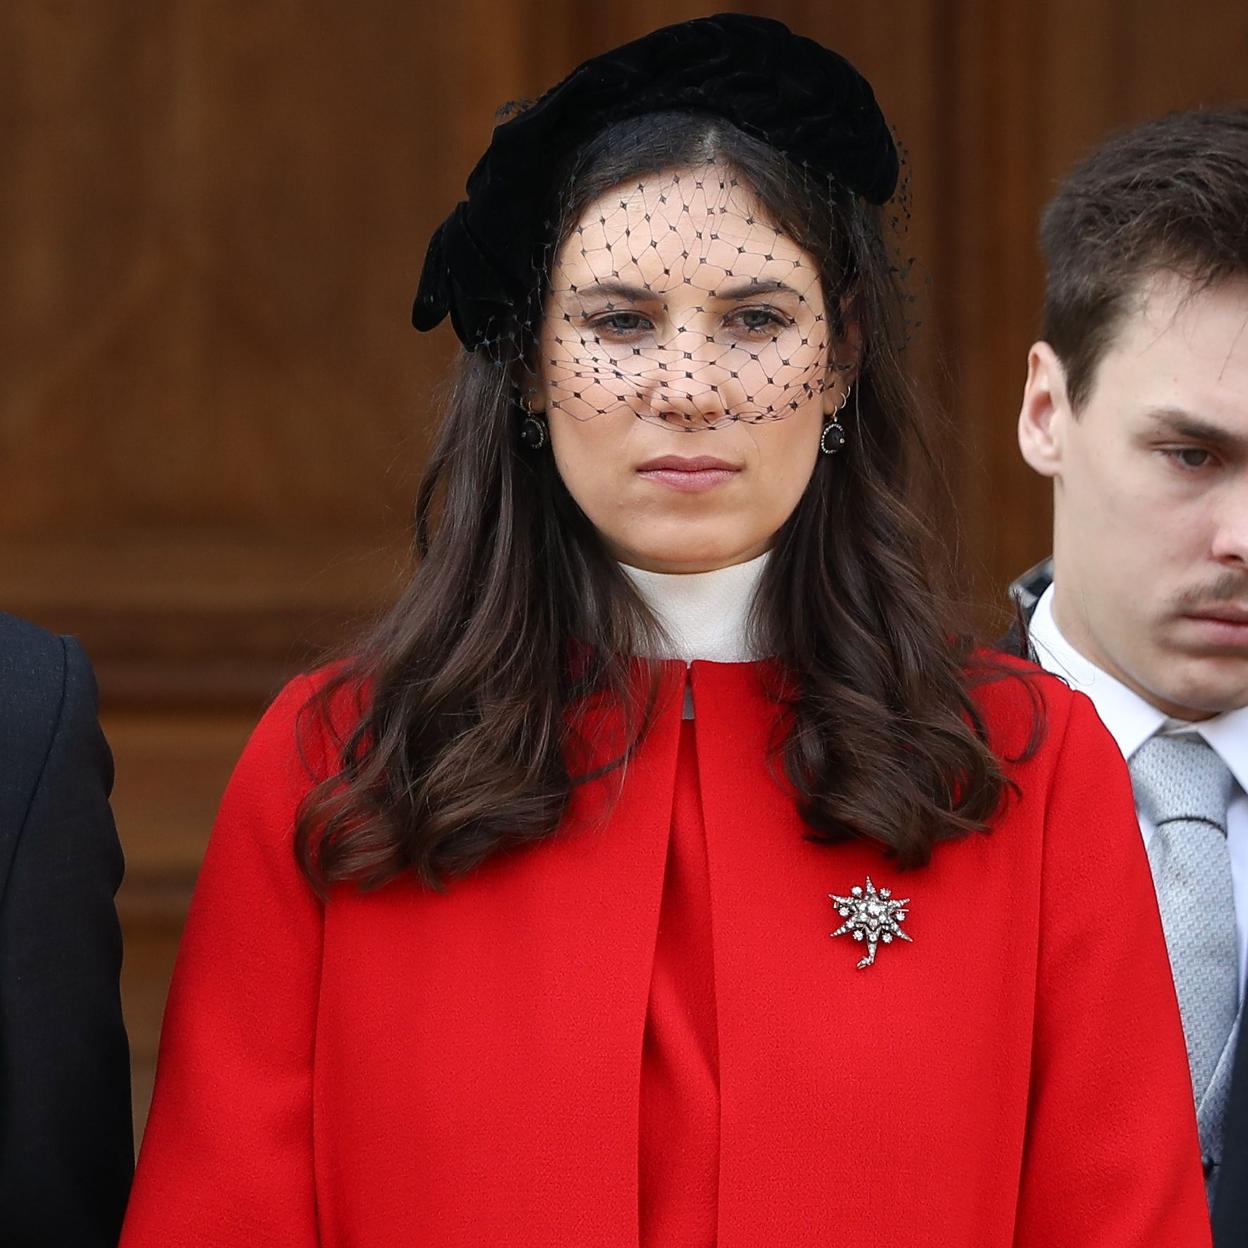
[0,614,133,1246]
[1010,559,1248,1247]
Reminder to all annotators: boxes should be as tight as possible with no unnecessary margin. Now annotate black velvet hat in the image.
[412,13,898,353]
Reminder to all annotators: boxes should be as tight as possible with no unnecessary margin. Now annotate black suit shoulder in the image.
[0,614,133,1247]
[0,613,81,820]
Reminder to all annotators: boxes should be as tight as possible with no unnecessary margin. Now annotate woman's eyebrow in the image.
[712,277,803,301]
[568,277,805,303]
[568,279,658,303]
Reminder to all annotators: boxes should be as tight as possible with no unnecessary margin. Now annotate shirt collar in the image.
[1029,583,1248,790]
[618,550,771,664]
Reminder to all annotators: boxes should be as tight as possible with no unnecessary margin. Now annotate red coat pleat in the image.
[639,717,720,1245]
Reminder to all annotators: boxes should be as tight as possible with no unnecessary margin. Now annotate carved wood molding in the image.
[4,534,405,707]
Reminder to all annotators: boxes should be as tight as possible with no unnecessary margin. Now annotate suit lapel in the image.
[1007,556,1054,616]
[998,556,1052,658]
[1212,1011,1248,1244]
[0,629,64,910]
[1199,1012,1241,1164]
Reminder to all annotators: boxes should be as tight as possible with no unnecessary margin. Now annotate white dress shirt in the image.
[1029,583,1248,998]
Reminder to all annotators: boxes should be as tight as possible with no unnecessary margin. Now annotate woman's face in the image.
[534,164,854,574]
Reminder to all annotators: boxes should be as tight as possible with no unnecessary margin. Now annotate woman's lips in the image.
[636,455,741,494]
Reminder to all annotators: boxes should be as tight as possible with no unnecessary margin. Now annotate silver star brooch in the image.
[829,876,912,969]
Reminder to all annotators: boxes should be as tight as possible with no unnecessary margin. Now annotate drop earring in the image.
[820,382,852,456]
[518,391,548,451]
[820,420,846,455]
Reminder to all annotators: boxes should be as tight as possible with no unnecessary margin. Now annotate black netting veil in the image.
[523,156,853,432]
[412,15,908,436]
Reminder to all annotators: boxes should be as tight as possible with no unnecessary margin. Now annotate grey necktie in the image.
[1129,734,1239,1153]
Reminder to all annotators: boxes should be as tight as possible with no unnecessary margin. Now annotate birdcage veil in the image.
[411,14,902,436]
[529,154,847,432]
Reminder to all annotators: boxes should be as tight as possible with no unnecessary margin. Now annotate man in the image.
[1014,108,1248,1242]
[0,613,133,1244]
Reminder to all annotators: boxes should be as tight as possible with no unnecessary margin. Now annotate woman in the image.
[120,15,1210,1246]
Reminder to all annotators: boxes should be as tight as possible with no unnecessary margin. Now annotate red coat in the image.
[121,659,1211,1246]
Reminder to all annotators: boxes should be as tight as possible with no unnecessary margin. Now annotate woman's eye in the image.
[588,311,652,337]
[728,307,791,336]
[1165,447,1214,470]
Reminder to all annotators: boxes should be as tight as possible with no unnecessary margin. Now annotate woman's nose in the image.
[646,376,731,428]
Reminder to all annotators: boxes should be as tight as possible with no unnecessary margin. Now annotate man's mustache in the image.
[1174,572,1248,610]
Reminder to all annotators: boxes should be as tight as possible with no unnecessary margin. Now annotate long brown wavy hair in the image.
[295,112,1039,893]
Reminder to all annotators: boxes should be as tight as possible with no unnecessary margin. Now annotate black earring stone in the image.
[520,414,548,451]
[820,420,846,455]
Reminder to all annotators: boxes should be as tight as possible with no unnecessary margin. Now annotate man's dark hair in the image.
[1041,107,1248,409]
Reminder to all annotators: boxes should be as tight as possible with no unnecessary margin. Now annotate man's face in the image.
[1020,273,1248,719]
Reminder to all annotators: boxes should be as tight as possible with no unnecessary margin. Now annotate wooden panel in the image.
[105,709,256,1134]
[6,3,1247,642]
[2,4,446,538]
[0,1,955,676]
[7,533,403,705]
[924,0,1248,628]
[5,0,1247,1146]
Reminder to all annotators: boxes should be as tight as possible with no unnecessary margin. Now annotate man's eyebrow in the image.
[565,277,805,302]
[1144,406,1248,452]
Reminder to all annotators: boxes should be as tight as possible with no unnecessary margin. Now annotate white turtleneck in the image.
[619,550,771,717]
